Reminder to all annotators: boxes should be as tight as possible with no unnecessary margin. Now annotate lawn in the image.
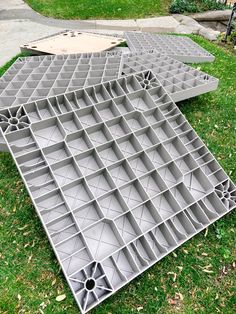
[0,37,236,313]
[24,0,171,19]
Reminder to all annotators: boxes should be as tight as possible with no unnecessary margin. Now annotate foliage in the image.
[169,0,229,14]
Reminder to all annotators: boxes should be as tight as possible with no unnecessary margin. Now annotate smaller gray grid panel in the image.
[121,51,218,102]
[124,32,215,63]
[0,71,235,314]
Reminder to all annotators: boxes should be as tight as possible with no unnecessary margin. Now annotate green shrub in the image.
[169,0,229,14]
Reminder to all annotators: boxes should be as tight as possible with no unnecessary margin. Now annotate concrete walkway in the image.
[0,0,220,67]
[0,0,180,66]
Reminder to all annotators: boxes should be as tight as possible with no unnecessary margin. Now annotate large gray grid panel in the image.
[124,32,215,63]
[0,71,234,313]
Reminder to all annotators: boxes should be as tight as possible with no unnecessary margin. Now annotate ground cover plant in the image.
[0,36,235,313]
[169,0,229,14]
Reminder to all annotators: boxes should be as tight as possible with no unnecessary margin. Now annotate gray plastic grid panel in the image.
[0,71,235,313]
[124,32,215,63]
[0,51,219,152]
[121,51,219,102]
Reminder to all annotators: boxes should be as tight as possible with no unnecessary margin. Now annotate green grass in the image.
[0,37,236,313]
[24,0,171,19]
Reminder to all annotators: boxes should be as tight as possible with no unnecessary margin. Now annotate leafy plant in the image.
[169,0,229,14]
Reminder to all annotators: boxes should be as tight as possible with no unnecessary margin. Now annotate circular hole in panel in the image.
[9,117,18,125]
[224,191,230,199]
[85,278,96,291]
